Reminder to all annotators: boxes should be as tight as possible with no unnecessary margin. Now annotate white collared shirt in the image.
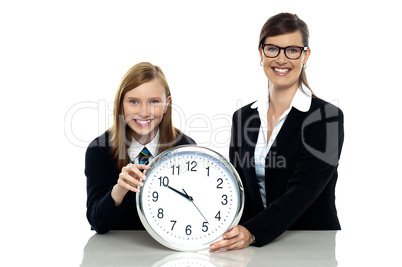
[127,129,160,164]
[252,84,312,208]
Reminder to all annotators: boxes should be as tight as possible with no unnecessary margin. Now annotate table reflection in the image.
[81,230,337,267]
[152,248,255,267]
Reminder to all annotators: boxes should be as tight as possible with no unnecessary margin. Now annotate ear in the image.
[303,48,311,65]
[164,95,172,113]
[259,47,264,62]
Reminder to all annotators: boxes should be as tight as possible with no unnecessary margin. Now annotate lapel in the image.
[244,108,261,155]
[242,108,264,209]
[270,107,305,154]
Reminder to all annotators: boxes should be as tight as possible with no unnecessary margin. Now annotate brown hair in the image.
[259,13,312,93]
[108,62,178,170]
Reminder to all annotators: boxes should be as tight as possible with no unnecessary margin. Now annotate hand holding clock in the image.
[209,225,254,252]
[112,163,150,206]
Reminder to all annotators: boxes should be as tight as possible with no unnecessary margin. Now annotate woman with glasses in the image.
[210,13,344,251]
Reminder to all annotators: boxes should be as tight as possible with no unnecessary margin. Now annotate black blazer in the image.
[230,97,344,246]
[85,130,196,234]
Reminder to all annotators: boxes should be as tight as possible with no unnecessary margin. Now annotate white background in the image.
[1,0,401,266]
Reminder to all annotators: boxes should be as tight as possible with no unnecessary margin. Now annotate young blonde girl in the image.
[85,62,195,233]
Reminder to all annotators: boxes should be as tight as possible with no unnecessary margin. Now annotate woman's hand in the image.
[111,163,150,206]
[209,225,254,252]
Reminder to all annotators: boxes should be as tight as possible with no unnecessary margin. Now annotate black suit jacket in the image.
[85,130,196,234]
[230,97,344,246]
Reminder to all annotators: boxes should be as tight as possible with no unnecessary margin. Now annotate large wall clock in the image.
[136,145,244,251]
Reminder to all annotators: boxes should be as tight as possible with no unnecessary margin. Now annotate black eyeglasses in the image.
[261,44,308,60]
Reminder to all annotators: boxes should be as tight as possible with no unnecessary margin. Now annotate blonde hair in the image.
[108,62,177,170]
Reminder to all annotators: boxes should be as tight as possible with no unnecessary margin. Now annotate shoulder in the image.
[309,96,344,119]
[86,131,112,161]
[85,131,118,172]
[232,101,259,120]
[88,131,110,148]
[233,101,256,115]
[174,129,196,146]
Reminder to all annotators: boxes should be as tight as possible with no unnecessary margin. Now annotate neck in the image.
[269,83,299,115]
[132,129,159,146]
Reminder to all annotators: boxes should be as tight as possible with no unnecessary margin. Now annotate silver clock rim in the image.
[136,145,245,252]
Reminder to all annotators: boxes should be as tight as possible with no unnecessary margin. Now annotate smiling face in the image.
[123,79,171,145]
[259,30,310,92]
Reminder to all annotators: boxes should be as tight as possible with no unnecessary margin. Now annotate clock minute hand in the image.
[183,189,209,224]
[167,186,193,201]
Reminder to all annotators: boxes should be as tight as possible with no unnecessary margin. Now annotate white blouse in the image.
[127,129,160,164]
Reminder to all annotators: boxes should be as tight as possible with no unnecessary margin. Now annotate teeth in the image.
[274,68,290,73]
[136,120,151,124]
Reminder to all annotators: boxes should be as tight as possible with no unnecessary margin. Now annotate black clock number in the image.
[152,191,158,202]
[206,166,210,176]
[215,211,221,221]
[187,161,197,172]
[158,176,169,187]
[202,221,208,232]
[157,208,164,219]
[217,178,223,189]
[170,220,177,230]
[171,165,180,175]
[186,225,192,235]
[221,194,228,205]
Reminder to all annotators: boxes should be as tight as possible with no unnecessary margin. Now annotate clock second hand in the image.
[182,189,209,224]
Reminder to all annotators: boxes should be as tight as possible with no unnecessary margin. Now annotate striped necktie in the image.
[138,147,151,165]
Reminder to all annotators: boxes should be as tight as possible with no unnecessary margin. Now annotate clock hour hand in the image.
[167,186,193,201]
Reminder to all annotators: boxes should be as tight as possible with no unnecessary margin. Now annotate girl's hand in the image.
[111,163,150,206]
[209,225,254,252]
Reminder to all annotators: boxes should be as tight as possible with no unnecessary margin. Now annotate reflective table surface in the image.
[81,230,337,266]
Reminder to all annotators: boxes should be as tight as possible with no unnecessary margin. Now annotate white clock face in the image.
[137,146,244,251]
